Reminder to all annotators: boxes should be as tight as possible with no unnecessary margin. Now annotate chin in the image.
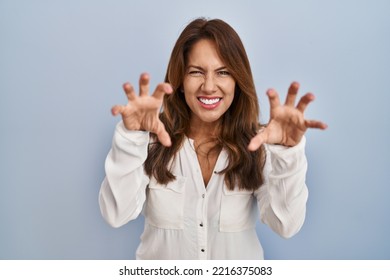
[198,114,224,124]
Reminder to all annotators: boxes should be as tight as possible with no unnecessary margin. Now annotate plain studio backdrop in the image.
[1,0,389,259]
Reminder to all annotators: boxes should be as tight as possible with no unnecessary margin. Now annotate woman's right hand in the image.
[111,73,173,147]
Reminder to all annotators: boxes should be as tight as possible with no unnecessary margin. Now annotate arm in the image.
[99,73,173,228]
[99,121,150,228]
[255,137,308,238]
[248,82,326,237]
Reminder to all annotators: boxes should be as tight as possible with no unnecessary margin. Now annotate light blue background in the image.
[1,0,389,259]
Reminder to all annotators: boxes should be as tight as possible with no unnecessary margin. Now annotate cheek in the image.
[183,81,199,103]
[224,82,236,102]
[183,93,192,108]
[183,78,199,92]
[183,91,198,113]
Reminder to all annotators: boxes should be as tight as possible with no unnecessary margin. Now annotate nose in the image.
[201,73,217,94]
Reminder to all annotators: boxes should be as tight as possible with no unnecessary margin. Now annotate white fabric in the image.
[99,121,309,259]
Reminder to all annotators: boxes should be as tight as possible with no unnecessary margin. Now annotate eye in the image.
[217,70,231,76]
[188,70,204,77]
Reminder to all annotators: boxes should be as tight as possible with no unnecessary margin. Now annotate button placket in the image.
[197,191,208,259]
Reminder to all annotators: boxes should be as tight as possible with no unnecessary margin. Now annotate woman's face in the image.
[183,39,236,126]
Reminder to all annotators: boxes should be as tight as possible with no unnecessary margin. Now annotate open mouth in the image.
[197,97,222,105]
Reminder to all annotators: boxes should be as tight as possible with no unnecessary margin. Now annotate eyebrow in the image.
[187,65,228,71]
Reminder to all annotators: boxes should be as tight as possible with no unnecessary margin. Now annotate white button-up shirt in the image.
[99,121,308,259]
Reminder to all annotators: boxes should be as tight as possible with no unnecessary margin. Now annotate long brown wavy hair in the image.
[144,18,266,191]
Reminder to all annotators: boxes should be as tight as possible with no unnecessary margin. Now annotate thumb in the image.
[155,123,172,147]
[248,130,267,151]
[111,105,125,116]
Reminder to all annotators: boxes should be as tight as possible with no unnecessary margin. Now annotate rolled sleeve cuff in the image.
[265,136,307,176]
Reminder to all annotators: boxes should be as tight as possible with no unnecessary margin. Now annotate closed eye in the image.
[188,70,204,76]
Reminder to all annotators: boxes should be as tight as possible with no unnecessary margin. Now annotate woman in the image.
[99,18,327,259]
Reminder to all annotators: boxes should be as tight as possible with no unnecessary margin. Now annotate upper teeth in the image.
[199,98,221,105]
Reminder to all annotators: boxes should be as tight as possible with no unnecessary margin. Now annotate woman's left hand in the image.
[248,82,327,151]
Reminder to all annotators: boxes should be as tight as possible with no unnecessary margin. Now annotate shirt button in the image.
[199,223,203,227]
[202,194,205,198]
[201,249,205,252]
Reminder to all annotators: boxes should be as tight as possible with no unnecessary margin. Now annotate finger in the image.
[123,83,136,101]
[111,105,126,116]
[248,131,267,151]
[285,82,299,106]
[153,82,173,100]
[296,93,315,113]
[155,122,172,147]
[139,73,150,97]
[267,89,281,110]
[305,119,328,130]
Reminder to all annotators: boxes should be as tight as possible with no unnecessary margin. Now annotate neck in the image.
[187,118,221,141]
[188,117,222,163]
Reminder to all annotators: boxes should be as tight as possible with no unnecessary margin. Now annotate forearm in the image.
[99,121,150,228]
[257,137,308,238]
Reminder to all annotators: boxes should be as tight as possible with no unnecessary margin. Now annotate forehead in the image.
[186,39,225,68]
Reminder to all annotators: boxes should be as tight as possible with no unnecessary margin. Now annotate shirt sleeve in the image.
[254,136,309,238]
[99,121,150,228]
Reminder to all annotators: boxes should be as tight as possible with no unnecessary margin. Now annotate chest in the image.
[196,152,219,187]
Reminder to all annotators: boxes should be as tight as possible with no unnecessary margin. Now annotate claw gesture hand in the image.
[248,82,327,151]
[111,73,173,147]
